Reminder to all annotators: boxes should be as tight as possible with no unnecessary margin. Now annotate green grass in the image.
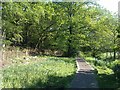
[97,74,119,88]
[0,68,2,89]
[2,56,76,88]
[85,56,120,89]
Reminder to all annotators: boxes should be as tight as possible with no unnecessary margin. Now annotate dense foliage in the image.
[2,1,120,58]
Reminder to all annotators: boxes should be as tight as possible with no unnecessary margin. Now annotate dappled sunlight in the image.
[1,0,120,89]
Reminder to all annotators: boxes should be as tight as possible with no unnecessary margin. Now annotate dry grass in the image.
[1,46,64,67]
[1,46,46,67]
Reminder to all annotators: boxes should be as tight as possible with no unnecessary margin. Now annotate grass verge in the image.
[85,57,120,89]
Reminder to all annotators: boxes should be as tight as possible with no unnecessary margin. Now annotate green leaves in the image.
[2,1,119,57]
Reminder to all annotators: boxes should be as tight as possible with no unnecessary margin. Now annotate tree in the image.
[2,1,119,58]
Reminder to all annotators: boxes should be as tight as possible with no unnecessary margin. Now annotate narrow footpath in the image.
[70,58,99,88]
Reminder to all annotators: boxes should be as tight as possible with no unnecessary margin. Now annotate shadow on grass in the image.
[96,73,120,89]
[28,53,76,64]
[47,57,75,64]
[21,70,99,89]
[22,73,76,89]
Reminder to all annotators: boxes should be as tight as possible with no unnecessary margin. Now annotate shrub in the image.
[95,66,113,75]
[110,60,120,79]
[112,63,120,80]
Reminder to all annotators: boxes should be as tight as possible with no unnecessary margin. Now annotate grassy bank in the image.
[2,56,76,88]
[85,56,120,89]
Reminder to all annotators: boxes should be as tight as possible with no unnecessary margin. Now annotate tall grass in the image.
[2,56,76,88]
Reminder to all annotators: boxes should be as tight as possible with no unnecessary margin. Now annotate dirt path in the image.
[70,58,98,88]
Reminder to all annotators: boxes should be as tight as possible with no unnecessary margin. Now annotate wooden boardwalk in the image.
[70,58,99,88]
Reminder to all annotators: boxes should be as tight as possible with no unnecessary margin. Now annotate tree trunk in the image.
[113,36,116,60]
[113,49,116,60]
[66,3,75,57]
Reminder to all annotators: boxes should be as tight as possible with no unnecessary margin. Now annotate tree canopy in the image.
[2,1,120,58]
